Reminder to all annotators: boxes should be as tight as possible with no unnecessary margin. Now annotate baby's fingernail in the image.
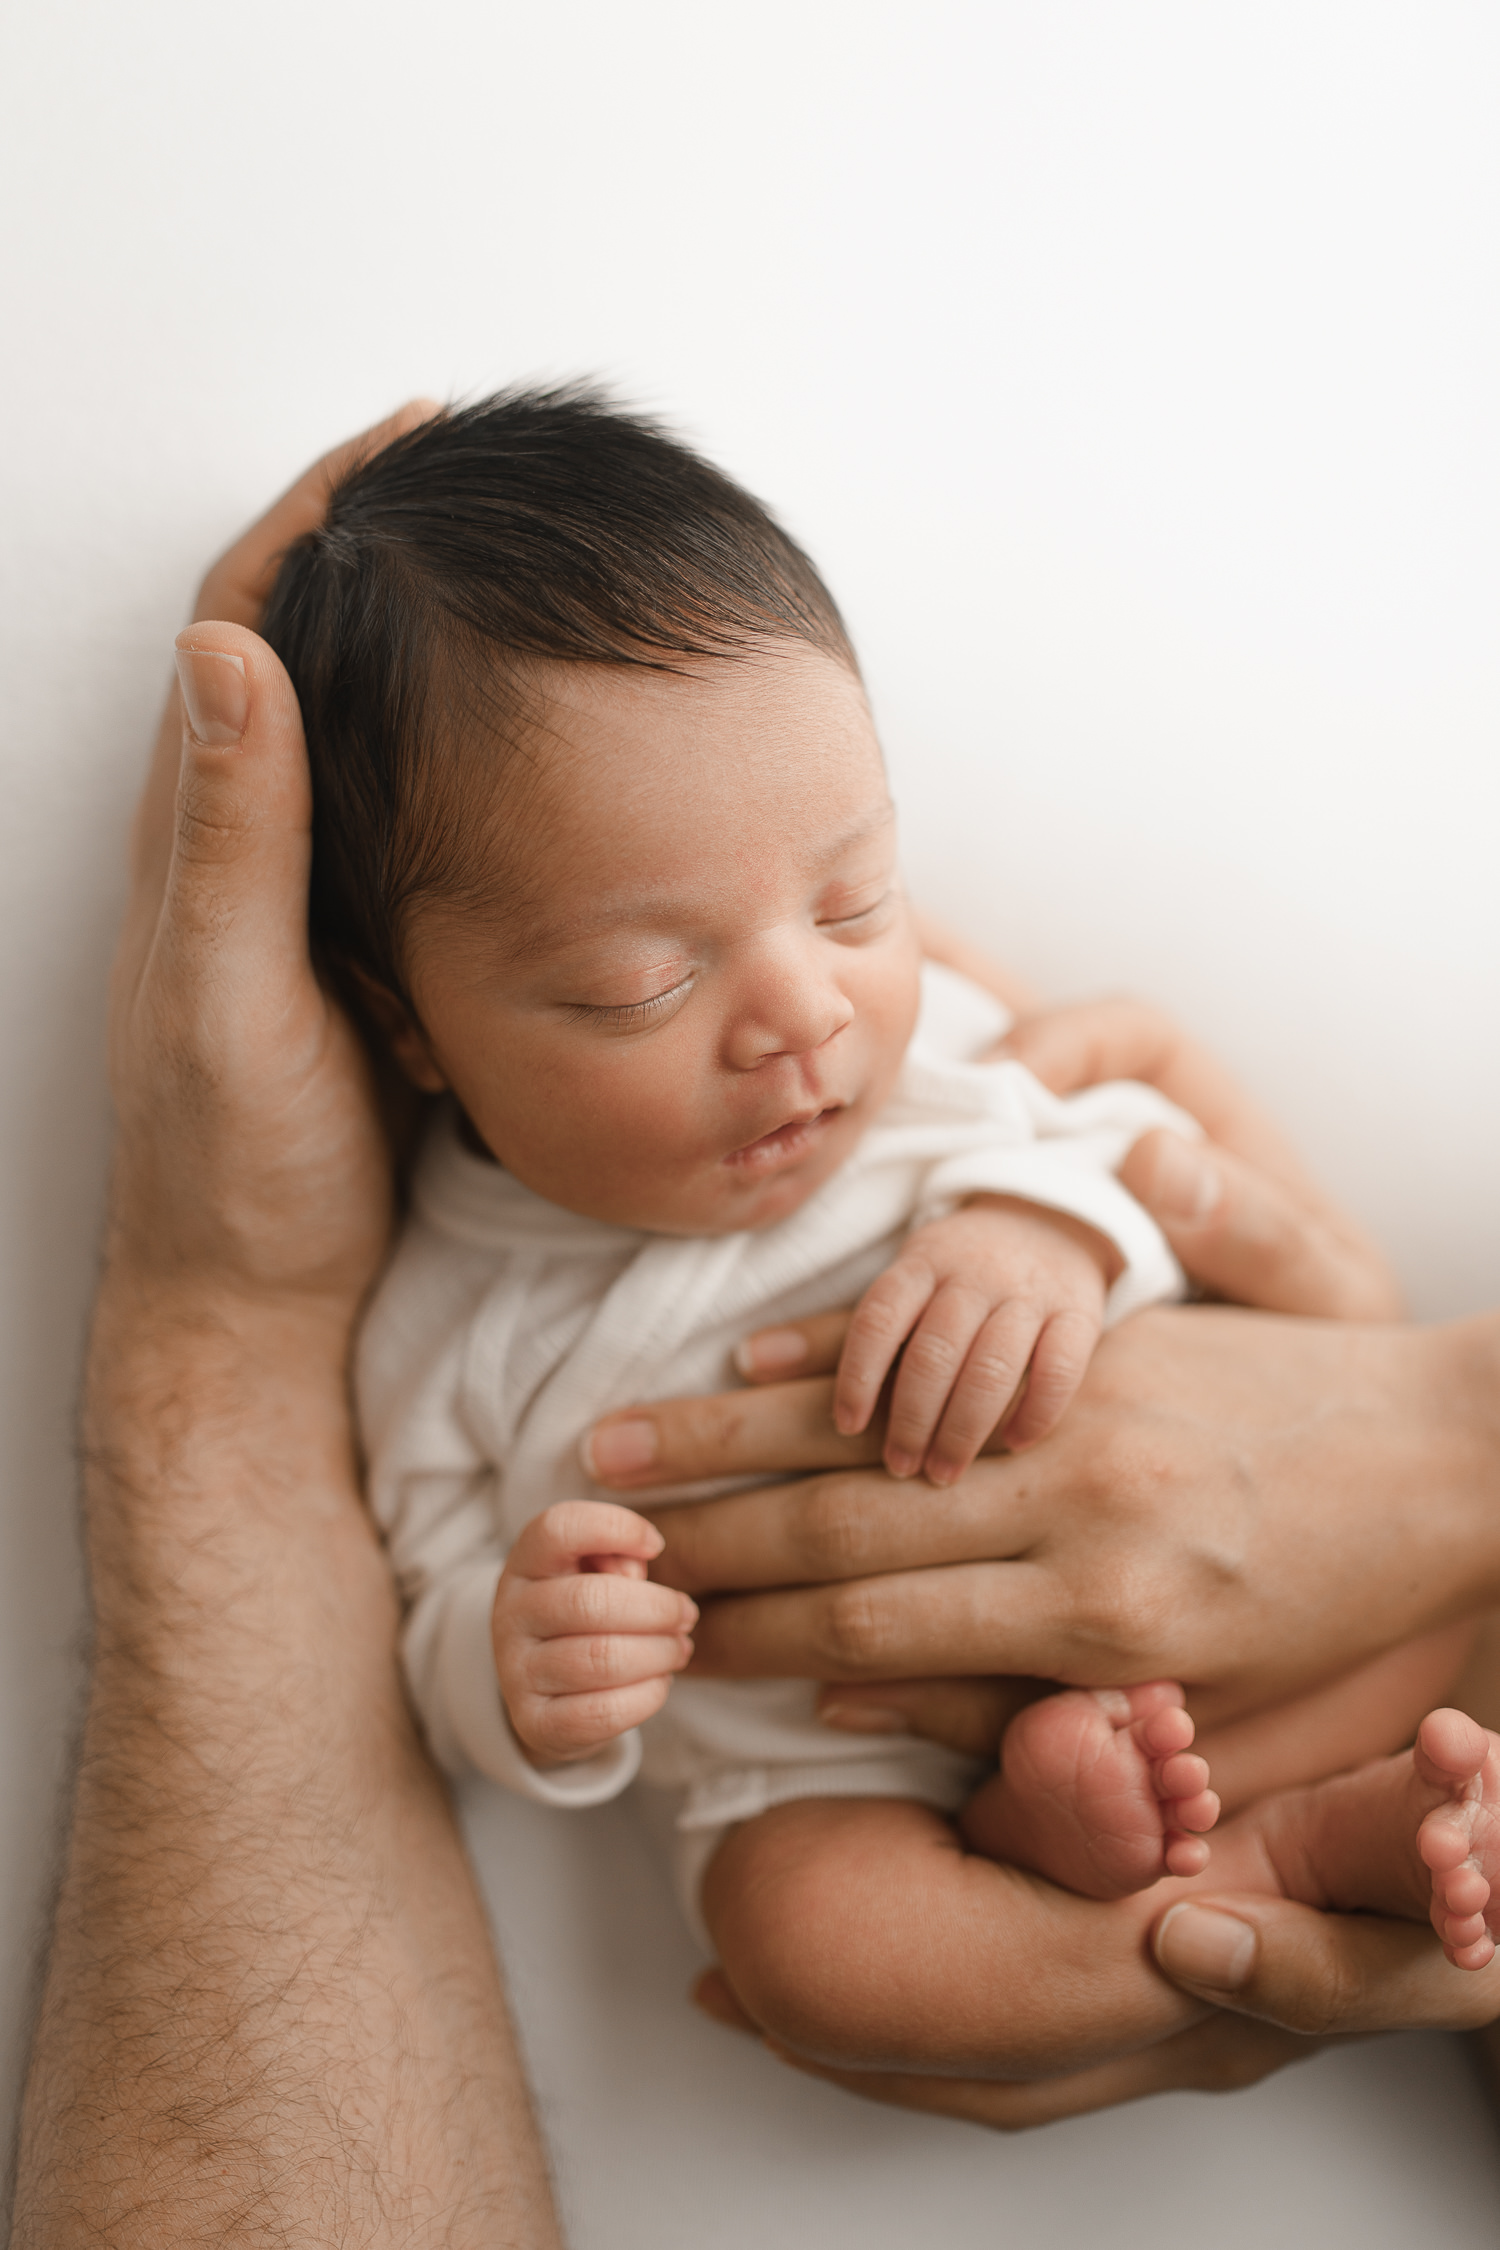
[734,1327,809,1378]
[580,1417,658,1481]
[820,1702,910,1735]
[175,644,248,744]
[924,1457,960,1487]
[1148,1136,1223,1224]
[678,1597,699,1627]
[885,1448,920,1479]
[1154,1903,1256,1990]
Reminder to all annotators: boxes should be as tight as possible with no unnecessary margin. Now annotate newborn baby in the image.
[265,392,1500,2074]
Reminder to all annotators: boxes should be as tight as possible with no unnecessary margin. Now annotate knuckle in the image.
[792,1476,878,1576]
[817,1580,901,1672]
[900,1329,964,1384]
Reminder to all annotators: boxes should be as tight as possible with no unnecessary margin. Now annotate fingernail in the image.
[678,1598,699,1627]
[734,1327,808,1378]
[885,1449,919,1479]
[1154,1903,1256,1989]
[819,1702,911,1734]
[1148,1135,1223,1223]
[175,645,248,744]
[580,1417,658,1481]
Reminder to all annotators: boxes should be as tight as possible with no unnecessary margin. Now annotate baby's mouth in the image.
[722,1105,843,1174]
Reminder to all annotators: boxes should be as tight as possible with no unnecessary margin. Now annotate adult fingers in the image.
[194,397,444,627]
[647,1460,1036,1595]
[744,2010,1323,2129]
[815,1676,1039,1756]
[141,628,320,1012]
[1152,1893,1500,2035]
[131,402,444,921]
[582,1376,882,1492]
[1119,1132,1402,1320]
[693,1966,1318,2125]
[996,996,1177,1097]
[734,1311,853,1383]
[683,1561,1063,1682]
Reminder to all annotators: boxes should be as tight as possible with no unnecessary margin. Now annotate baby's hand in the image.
[834,1197,1116,1484]
[493,1501,698,1767]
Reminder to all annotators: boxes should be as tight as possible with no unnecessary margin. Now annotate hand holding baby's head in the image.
[263,389,922,1236]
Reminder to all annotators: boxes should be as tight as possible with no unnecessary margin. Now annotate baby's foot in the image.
[961,1681,1220,1901]
[1415,1708,1500,1970]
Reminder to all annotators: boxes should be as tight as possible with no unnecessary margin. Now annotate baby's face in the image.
[398,642,922,1235]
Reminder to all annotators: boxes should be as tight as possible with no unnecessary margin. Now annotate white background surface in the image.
[3,2,1500,2239]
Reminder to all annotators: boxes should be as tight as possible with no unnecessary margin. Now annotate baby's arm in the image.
[834,1196,1117,1483]
[493,1501,698,1767]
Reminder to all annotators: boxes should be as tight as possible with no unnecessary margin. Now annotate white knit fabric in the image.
[358,964,1198,1880]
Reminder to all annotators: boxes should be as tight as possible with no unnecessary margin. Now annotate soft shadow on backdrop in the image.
[3,5,1499,2244]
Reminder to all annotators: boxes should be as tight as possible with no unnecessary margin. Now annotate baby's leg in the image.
[1242,1708,1500,1970]
[700,1796,1207,2081]
[961,1683,1220,1900]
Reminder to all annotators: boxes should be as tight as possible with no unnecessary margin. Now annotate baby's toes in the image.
[1433,1858,1490,1918]
[1418,1806,1477,1876]
[1169,1786,1221,1835]
[1136,1703,1195,1762]
[1448,1931,1496,1973]
[1155,1750,1209,1803]
[1434,1899,1489,1949]
[1164,1834,1212,1878]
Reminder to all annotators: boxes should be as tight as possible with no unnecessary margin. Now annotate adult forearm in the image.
[13,1287,560,2250]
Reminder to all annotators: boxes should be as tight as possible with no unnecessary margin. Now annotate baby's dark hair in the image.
[261,385,856,1003]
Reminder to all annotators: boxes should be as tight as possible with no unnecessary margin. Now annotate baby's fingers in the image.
[511,1569,698,1644]
[921,1303,1048,1485]
[1001,1309,1101,1450]
[885,1286,1028,1480]
[917,1296,1043,1485]
[521,1629,694,1698]
[834,1261,939,1437]
[511,1677,679,1763]
[506,1499,663,1581]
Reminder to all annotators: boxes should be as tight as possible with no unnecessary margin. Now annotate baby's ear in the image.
[345,966,451,1094]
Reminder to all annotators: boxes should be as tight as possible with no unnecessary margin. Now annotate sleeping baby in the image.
[263,391,1500,2076]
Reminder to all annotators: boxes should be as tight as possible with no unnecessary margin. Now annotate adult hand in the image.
[593,1302,1500,1729]
[111,401,438,1330]
[998,992,1401,1320]
[16,403,563,2250]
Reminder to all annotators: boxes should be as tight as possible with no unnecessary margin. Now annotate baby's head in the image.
[264,390,921,1235]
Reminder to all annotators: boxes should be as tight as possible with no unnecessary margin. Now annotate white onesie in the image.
[358,964,1197,1926]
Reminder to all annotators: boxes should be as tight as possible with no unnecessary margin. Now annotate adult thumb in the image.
[161,621,315,989]
[1152,1892,1500,2036]
[1119,1128,1397,1319]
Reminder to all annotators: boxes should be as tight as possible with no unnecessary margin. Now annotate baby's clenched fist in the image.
[493,1500,698,1766]
[834,1195,1116,1483]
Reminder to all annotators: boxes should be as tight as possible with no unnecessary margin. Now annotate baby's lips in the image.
[580,1415,658,1484]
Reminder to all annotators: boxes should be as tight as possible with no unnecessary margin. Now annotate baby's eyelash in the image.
[820,888,893,929]
[567,978,692,1029]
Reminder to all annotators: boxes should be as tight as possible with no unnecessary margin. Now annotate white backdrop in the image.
[3,3,1500,2240]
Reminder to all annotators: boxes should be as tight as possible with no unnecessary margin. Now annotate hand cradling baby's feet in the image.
[961,1681,1220,1900]
[1414,1707,1500,1970]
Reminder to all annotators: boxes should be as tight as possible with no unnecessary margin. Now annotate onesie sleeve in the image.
[909,1069,1202,1323]
[359,1223,641,1810]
